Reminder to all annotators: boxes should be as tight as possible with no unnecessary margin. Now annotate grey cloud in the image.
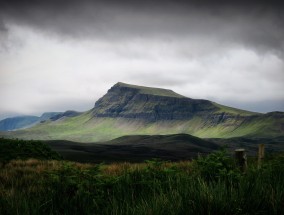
[127,72,190,88]
[0,19,7,32]
[0,19,9,51]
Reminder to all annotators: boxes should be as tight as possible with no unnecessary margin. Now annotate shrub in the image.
[0,138,61,165]
[194,148,241,183]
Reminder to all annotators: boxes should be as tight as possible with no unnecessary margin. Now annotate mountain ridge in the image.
[112,82,186,98]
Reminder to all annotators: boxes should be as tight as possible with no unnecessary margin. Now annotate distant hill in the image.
[45,134,220,163]
[49,110,81,121]
[1,82,283,141]
[0,112,61,131]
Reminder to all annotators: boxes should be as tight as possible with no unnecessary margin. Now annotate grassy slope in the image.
[212,102,259,116]
[1,110,282,142]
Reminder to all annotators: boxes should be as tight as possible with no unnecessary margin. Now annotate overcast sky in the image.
[0,0,284,119]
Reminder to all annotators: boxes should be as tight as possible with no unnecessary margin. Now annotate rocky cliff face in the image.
[91,82,254,123]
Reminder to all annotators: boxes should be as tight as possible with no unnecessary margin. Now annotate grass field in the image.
[1,138,284,215]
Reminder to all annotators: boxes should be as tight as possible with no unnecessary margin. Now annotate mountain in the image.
[0,116,39,131]
[0,112,61,131]
[92,82,256,120]
[40,112,63,121]
[0,82,283,141]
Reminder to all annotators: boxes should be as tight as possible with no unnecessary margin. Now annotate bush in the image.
[194,149,241,183]
[0,138,61,165]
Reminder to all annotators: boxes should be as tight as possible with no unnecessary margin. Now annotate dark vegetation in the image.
[211,136,284,155]
[0,138,61,165]
[1,138,284,214]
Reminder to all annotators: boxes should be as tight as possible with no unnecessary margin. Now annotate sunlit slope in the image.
[1,111,283,142]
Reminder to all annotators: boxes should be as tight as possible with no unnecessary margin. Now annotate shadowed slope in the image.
[45,134,220,163]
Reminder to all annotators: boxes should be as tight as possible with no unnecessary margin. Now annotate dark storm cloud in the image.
[0,0,284,56]
[0,19,7,32]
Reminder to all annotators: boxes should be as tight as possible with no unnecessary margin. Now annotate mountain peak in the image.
[112,82,185,98]
[92,82,217,121]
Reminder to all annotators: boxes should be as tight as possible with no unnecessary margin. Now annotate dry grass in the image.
[102,162,147,175]
[101,160,193,176]
[1,159,193,178]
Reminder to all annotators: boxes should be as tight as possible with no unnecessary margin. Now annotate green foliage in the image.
[45,162,111,214]
[145,158,164,170]
[0,138,61,165]
[194,149,241,182]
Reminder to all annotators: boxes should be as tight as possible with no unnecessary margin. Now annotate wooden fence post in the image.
[258,144,265,169]
[235,149,247,173]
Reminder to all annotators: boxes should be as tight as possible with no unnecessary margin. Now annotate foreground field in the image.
[1,150,284,215]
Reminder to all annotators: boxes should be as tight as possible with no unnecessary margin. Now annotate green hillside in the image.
[1,110,283,142]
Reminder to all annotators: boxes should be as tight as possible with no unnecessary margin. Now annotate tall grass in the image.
[1,151,284,214]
